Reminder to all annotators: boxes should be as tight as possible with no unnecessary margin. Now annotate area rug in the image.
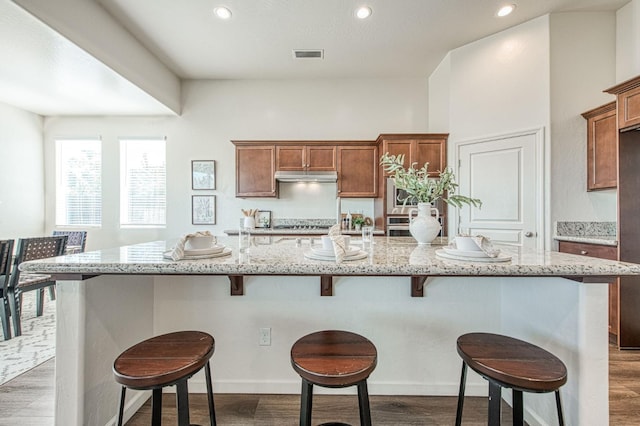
[0,291,56,385]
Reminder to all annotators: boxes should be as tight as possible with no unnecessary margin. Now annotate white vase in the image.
[408,202,441,244]
[243,216,256,229]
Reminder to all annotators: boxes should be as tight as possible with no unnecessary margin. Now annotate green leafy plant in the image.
[351,216,366,227]
[380,152,482,209]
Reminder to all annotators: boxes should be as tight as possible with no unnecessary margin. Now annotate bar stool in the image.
[113,330,217,426]
[290,330,377,426]
[455,332,567,426]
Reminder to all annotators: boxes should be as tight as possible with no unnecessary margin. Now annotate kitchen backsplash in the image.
[555,221,616,237]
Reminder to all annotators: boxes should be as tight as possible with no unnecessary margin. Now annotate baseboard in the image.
[104,389,150,426]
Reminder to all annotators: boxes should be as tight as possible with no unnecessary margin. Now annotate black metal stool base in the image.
[455,361,565,426]
[300,378,372,426]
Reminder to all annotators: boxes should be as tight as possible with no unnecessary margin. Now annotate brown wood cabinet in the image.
[558,241,618,339]
[233,144,277,197]
[337,144,378,197]
[582,102,617,190]
[606,75,640,131]
[276,144,336,171]
[605,74,640,348]
[377,134,447,177]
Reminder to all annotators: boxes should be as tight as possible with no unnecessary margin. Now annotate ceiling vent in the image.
[293,49,324,59]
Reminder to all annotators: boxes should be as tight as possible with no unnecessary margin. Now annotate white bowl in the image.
[455,236,481,251]
[321,235,351,251]
[185,235,214,250]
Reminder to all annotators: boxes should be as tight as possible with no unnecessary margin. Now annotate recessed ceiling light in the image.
[213,6,232,20]
[355,6,372,19]
[497,4,516,17]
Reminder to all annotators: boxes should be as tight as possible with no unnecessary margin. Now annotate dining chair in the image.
[52,230,87,253]
[0,239,15,340]
[7,236,67,338]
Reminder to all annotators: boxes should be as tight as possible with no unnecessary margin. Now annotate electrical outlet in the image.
[259,327,271,346]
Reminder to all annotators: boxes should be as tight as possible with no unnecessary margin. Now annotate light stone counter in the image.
[20,236,640,278]
[21,237,636,426]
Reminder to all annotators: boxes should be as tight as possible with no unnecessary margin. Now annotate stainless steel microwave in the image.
[386,178,417,214]
[386,177,444,214]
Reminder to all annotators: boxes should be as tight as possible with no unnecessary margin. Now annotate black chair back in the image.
[8,236,67,291]
[52,230,87,252]
[0,239,13,296]
[0,239,14,339]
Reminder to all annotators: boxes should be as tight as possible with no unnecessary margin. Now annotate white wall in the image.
[431,16,551,241]
[617,0,640,82]
[430,13,621,242]
[427,52,450,132]
[0,101,45,239]
[550,12,617,223]
[44,78,428,249]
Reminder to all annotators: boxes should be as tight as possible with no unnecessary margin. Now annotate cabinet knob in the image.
[580,250,588,255]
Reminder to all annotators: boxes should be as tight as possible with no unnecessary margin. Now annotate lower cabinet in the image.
[558,241,618,341]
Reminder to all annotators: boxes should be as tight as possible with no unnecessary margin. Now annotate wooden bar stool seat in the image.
[113,330,217,426]
[455,332,567,426]
[291,330,377,426]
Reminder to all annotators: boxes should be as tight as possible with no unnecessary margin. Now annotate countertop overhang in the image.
[20,237,640,280]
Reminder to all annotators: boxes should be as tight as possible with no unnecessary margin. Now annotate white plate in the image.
[309,245,361,257]
[442,247,490,258]
[183,245,225,256]
[304,250,368,261]
[164,247,232,260]
[435,249,511,263]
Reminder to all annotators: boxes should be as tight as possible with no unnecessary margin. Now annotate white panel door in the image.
[456,129,543,249]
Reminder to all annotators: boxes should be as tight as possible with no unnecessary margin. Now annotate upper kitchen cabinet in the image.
[606,75,640,131]
[233,142,277,197]
[581,102,617,190]
[276,143,336,171]
[377,134,448,177]
[337,144,378,197]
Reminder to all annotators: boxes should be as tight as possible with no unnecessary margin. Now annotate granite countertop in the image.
[553,221,618,247]
[224,228,385,236]
[20,236,640,278]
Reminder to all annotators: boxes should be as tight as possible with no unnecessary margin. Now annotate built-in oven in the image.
[386,215,411,237]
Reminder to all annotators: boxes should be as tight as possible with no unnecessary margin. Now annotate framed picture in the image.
[256,210,272,228]
[192,195,216,225]
[192,160,215,190]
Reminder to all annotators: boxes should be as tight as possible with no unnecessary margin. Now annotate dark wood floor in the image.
[1,345,640,425]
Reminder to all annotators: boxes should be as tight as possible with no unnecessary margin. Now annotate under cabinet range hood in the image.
[274,170,338,183]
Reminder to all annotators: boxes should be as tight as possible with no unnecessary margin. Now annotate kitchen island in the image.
[21,237,640,426]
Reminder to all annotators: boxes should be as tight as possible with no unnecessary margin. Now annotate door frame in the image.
[451,127,547,250]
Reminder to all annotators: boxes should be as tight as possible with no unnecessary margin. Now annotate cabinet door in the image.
[236,146,277,197]
[276,146,305,171]
[558,241,618,337]
[618,84,640,131]
[306,146,336,171]
[584,103,617,190]
[415,138,446,176]
[382,140,412,165]
[337,145,378,197]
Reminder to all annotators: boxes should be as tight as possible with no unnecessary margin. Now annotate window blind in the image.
[55,139,102,226]
[120,138,166,227]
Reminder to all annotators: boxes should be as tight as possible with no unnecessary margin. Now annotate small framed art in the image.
[192,160,215,190]
[256,210,272,228]
[192,195,216,225]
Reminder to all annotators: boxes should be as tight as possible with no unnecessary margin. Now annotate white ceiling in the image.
[0,1,174,116]
[97,0,628,79]
[0,0,629,115]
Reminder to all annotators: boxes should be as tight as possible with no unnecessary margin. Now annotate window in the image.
[55,138,102,227]
[120,138,166,227]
